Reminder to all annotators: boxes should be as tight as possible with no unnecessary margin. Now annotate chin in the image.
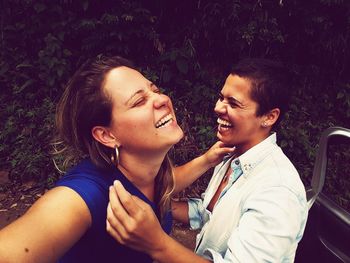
[172,129,184,145]
[161,129,183,149]
[217,131,225,141]
[217,132,234,145]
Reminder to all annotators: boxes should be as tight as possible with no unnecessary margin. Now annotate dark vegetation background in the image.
[0,0,349,210]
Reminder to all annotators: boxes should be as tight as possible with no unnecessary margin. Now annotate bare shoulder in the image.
[27,186,91,221]
[0,186,91,263]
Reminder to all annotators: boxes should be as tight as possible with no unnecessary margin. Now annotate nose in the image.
[153,93,170,109]
[214,99,227,115]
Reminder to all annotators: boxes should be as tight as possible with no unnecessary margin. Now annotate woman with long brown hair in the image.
[0,55,233,262]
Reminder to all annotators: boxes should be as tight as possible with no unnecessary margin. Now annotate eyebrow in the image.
[125,82,154,105]
[219,92,243,107]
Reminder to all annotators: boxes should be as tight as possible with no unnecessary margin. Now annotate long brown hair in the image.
[53,55,175,220]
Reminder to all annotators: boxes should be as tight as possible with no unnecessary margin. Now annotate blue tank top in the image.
[55,159,172,263]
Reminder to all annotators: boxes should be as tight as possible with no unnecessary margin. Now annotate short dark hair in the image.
[231,58,291,126]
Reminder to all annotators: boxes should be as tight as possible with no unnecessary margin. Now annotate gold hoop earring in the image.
[111,145,120,167]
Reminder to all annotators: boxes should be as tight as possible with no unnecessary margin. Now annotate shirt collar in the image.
[223,133,277,178]
[239,133,277,177]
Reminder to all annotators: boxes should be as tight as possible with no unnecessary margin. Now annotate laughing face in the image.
[103,66,183,155]
[214,74,268,155]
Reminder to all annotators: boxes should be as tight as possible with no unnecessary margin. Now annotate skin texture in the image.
[105,67,184,154]
[173,141,235,194]
[215,74,279,156]
[107,181,211,263]
[106,74,281,263]
[0,66,233,262]
[92,66,184,199]
[0,187,91,263]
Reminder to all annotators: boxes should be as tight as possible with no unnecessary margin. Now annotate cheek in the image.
[226,109,238,122]
[122,118,150,131]
[110,106,158,142]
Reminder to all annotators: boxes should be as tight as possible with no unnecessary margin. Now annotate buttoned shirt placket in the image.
[215,158,243,208]
[195,158,243,252]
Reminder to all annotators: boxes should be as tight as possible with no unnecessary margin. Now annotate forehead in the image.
[221,74,253,99]
[103,66,150,105]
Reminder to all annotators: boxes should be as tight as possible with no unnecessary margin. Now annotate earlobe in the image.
[262,108,280,127]
[91,126,119,148]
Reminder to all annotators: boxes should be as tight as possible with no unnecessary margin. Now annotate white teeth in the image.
[217,118,232,127]
[156,114,173,128]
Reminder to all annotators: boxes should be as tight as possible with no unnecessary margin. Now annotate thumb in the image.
[219,145,236,154]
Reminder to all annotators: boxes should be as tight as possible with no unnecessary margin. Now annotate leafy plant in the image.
[0,0,349,211]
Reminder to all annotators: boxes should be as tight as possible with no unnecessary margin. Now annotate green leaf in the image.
[63,49,72,57]
[176,59,189,74]
[0,63,9,76]
[162,70,172,83]
[16,63,33,69]
[14,79,34,94]
[34,3,46,13]
[337,92,344,99]
[83,1,89,11]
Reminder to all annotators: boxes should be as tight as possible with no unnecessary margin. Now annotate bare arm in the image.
[171,200,189,224]
[174,141,234,193]
[106,181,212,263]
[150,233,211,263]
[0,187,91,263]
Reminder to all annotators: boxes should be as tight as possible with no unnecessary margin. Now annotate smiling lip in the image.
[155,113,174,128]
[217,117,233,127]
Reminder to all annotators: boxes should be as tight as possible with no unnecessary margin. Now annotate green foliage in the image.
[0,0,349,210]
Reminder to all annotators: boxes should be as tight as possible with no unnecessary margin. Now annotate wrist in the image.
[201,152,214,169]
[149,232,171,262]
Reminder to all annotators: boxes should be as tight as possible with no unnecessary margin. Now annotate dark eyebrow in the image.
[150,82,159,91]
[219,92,243,107]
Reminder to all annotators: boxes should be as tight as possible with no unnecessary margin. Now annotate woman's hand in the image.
[106,181,167,254]
[173,141,235,193]
[204,141,235,168]
[106,181,211,263]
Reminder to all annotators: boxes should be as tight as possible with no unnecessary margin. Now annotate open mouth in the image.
[217,117,233,129]
[155,113,174,128]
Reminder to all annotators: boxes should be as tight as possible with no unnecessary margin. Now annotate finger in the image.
[106,202,129,240]
[220,145,236,153]
[216,141,225,148]
[131,195,151,211]
[215,141,235,150]
[106,219,125,245]
[113,180,140,217]
[129,195,154,223]
[109,185,133,226]
[107,200,134,240]
[214,141,235,152]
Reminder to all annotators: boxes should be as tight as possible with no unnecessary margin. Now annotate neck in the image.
[235,131,270,156]
[117,150,166,201]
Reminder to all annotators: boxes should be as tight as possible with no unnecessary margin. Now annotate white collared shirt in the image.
[188,133,308,262]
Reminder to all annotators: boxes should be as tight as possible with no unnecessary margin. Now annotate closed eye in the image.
[229,102,239,108]
[133,96,147,107]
